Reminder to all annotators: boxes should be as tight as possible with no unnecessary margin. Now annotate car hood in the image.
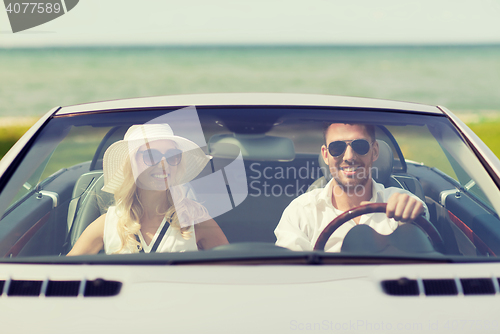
[1,262,500,334]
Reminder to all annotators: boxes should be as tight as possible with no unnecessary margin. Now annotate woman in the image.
[68,123,228,255]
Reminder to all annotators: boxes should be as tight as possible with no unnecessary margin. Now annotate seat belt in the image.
[135,212,174,253]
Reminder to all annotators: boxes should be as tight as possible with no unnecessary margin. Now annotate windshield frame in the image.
[1,105,500,263]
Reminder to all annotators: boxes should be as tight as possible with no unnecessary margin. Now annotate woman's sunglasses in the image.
[138,148,182,166]
[328,139,372,157]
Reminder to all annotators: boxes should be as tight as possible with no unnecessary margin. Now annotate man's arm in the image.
[275,205,313,251]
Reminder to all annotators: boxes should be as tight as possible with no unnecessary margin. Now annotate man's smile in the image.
[338,163,364,177]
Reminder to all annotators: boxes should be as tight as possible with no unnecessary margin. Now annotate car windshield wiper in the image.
[2,242,499,265]
[2,246,489,265]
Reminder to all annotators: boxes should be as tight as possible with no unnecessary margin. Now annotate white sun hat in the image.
[101,123,210,194]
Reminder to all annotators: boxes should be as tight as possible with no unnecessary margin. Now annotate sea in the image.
[1,45,500,121]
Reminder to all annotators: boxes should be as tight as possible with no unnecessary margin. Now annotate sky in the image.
[1,0,500,47]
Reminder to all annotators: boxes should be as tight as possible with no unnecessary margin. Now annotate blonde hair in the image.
[112,154,209,253]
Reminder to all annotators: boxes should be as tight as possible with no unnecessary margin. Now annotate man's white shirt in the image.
[274,179,429,252]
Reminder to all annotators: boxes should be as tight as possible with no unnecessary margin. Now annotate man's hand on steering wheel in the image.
[385,192,425,223]
[359,193,424,223]
[313,202,443,252]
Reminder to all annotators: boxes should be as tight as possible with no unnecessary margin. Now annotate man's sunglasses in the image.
[138,148,182,166]
[328,139,372,157]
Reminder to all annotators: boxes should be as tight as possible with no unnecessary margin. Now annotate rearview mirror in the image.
[208,134,295,161]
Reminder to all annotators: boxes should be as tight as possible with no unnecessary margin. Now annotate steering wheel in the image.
[313,203,444,252]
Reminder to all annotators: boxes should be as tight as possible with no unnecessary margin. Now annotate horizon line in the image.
[1,42,500,50]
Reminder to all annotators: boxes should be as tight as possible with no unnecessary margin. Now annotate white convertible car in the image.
[1,93,500,333]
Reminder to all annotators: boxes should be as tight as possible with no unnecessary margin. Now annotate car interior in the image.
[1,108,500,259]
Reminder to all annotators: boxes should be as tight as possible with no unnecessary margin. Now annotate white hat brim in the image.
[101,135,209,194]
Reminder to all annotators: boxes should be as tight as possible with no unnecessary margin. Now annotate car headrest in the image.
[372,140,394,186]
[318,139,394,186]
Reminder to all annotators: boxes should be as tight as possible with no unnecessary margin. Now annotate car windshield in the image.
[1,106,499,263]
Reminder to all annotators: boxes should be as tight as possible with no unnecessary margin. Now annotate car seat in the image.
[64,171,110,253]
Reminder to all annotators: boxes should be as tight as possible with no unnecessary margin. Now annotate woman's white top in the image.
[103,206,198,254]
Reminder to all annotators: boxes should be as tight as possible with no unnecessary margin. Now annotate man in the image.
[275,123,428,252]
